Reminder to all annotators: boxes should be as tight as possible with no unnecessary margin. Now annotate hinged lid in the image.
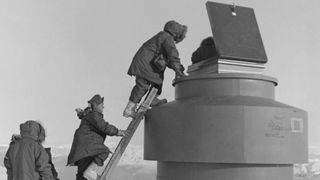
[206,1,268,63]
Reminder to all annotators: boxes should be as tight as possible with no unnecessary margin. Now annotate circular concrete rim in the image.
[173,73,278,86]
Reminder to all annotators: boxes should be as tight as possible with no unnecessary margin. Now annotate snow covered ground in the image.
[1,144,320,180]
[0,143,156,180]
[0,166,6,180]
[294,146,320,179]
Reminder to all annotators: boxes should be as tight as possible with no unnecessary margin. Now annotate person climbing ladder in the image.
[123,20,188,118]
[67,94,130,180]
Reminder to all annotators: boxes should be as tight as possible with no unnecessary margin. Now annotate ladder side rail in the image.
[99,88,158,180]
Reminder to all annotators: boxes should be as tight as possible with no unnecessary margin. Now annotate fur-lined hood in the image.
[19,120,46,143]
[163,20,187,43]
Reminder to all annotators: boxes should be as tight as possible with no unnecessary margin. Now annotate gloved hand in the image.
[117,130,131,137]
[175,71,187,79]
[11,134,21,142]
[75,108,83,114]
[75,108,85,119]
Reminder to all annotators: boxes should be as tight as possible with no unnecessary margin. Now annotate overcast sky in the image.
[0,0,319,148]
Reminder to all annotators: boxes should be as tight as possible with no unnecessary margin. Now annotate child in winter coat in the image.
[3,120,54,180]
[45,148,60,180]
[123,20,188,118]
[67,94,129,180]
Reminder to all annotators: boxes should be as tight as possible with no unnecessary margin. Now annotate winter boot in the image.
[150,96,167,107]
[123,101,137,118]
[83,162,99,180]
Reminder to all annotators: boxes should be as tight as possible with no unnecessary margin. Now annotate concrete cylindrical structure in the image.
[144,73,308,180]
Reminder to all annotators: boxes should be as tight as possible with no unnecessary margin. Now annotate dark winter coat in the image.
[67,109,119,166]
[45,148,60,180]
[3,120,54,180]
[127,21,185,85]
[191,37,219,64]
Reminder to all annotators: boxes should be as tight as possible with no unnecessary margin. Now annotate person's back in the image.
[3,120,53,180]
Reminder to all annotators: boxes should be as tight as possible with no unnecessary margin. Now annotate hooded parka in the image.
[3,120,54,180]
[127,20,186,85]
[67,108,119,166]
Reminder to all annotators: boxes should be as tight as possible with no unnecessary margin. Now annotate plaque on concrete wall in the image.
[206,1,268,63]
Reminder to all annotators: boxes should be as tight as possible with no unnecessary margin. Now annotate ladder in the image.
[99,87,158,180]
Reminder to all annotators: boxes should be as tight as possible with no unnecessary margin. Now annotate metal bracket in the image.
[231,3,237,16]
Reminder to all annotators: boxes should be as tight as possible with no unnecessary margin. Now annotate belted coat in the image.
[67,109,119,166]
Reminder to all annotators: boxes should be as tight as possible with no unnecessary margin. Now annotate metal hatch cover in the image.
[206,1,268,63]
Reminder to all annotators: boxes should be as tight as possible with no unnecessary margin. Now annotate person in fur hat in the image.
[124,20,188,118]
[67,94,129,180]
[3,120,54,180]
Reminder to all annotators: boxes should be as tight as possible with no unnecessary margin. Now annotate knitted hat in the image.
[88,94,104,105]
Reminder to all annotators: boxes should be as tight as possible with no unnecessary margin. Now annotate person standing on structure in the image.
[123,20,188,118]
[67,94,129,180]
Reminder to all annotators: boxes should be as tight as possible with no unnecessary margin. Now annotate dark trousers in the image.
[129,77,162,103]
[75,153,109,180]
